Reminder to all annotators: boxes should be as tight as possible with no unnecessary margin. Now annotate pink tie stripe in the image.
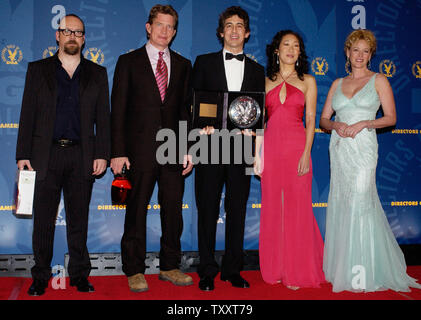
[156,51,168,102]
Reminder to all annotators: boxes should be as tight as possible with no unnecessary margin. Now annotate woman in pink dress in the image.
[254,30,325,289]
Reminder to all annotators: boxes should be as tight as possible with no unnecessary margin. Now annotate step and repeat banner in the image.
[1,0,420,268]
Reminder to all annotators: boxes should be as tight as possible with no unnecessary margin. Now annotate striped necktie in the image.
[155,51,168,102]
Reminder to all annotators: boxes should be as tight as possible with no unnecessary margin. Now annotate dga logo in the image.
[379,59,396,78]
[246,53,258,63]
[42,46,58,59]
[412,61,421,79]
[311,57,328,76]
[1,44,23,65]
[84,48,105,65]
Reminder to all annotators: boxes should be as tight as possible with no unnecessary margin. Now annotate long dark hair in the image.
[266,30,309,81]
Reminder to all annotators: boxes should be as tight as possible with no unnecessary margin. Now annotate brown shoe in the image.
[127,273,148,292]
[159,269,193,286]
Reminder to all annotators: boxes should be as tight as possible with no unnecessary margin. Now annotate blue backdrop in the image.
[1,0,420,269]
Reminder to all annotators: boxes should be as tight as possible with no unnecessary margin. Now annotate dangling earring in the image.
[296,59,299,68]
[345,57,351,75]
[276,53,279,65]
[367,60,371,70]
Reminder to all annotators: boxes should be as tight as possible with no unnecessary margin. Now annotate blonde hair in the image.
[344,29,377,55]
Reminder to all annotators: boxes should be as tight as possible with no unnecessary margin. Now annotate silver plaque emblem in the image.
[228,96,261,129]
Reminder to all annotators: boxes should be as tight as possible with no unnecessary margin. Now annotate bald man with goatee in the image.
[16,14,110,296]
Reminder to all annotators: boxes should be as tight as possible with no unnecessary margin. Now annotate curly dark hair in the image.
[266,30,309,81]
[216,6,250,45]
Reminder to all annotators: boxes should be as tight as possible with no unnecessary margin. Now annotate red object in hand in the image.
[111,165,131,205]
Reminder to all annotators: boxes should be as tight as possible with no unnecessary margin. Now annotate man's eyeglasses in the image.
[58,29,85,37]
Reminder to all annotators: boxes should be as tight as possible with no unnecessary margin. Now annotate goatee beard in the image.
[63,41,80,55]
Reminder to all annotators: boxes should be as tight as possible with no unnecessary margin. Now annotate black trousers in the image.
[195,163,251,279]
[31,144,93,282]
[121,165,184,276]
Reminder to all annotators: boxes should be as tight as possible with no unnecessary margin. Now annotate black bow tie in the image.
[225,52,245,61]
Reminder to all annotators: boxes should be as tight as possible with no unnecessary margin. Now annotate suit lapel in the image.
[165,49,179,103]
[217,51,228,91]
[138,46,157,82]
[137,46,163,104]
[79,57,91,100]
[43,56,57,103]
[241,56,252,92]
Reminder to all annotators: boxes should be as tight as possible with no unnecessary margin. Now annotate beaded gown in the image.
[323,73,421,292]
[259,81,325,287]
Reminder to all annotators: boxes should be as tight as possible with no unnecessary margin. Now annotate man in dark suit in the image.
[110,4,193,293]
[192,6,265,291]
[16,14,110,296]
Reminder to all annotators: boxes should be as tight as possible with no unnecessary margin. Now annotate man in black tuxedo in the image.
[16,14,110,296]
[110,4,193,293]
[192,6,265,291]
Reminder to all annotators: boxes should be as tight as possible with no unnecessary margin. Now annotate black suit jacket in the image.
[111,46,192,171]
[192,50,265,93]
[16,55,111,181]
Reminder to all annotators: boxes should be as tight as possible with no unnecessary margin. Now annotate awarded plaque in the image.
[228,96,261,129]
[193,90,265,130]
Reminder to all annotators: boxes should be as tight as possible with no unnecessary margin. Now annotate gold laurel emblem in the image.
[412,61,421,79]
[1,45,23,65]
[311,57,328,76]
[84,48,105,65]
[379,59,396,78]
[42,46,58,59]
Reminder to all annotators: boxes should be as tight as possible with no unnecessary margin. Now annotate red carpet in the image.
[2,266,421,300]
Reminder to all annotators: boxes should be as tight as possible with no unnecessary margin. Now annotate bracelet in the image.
[367,120,373,132]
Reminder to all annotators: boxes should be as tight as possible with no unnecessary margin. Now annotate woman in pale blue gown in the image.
[320,29,421,293]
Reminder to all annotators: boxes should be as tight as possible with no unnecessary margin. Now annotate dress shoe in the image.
[70,277,95,292]
[221,274,250,288]
[27,279,48,296]
[199,277,214,291]
[128,273,148,292]
[159,269,193,286]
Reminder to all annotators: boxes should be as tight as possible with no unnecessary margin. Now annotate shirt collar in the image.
[146,41,170,58]
[55,52,83,79]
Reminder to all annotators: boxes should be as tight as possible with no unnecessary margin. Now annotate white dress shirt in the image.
[146,41,171,85]
[222,48,245,91]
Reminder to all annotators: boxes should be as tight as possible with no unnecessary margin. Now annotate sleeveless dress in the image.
[323,73,421,292]
[259,81,325,287]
